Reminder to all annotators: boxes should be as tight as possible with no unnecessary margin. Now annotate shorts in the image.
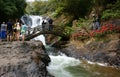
[21,30,26,35]
[1,31,6,39]
[7,30,13,36]
[13,29,17,32]
[16,29,20,33]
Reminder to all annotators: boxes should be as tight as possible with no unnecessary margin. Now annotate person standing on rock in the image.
[42,17,47,32]
[7,19,13,41]
[47,17,53,31]
[16,22,21,41]
[21,23,27,41]
[1,22,7,40]
[92,14,101,30]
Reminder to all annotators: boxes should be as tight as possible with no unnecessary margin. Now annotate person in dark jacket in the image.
[47,17,53,31]
[7,19,13,41]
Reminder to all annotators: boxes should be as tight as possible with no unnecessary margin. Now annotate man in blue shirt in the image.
[1,22,7,40]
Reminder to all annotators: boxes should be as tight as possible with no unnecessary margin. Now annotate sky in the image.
[26,0,47,2]
[26,0,35,2]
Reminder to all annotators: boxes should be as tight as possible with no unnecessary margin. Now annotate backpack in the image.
[48,19,53,24]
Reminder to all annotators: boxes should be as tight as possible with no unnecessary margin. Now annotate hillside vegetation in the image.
[27,0,120,19]
[27,0,120,41]
[0,0,120,41]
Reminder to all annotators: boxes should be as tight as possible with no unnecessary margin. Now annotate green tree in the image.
[26,0,57,15]
[0,0,27,22]
[48,0,93,18]
[26,0,93,19]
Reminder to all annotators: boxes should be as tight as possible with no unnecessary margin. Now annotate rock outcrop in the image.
[61,39,120,68]
[0,41,53,77]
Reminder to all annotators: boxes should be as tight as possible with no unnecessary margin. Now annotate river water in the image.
[46,47,120,77]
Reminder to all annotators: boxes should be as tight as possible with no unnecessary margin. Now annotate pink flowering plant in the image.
[90,24,120,38]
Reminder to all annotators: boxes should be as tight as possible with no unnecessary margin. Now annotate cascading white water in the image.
[29,15,46,45]
[21,15,46,45]
[47,53,120,77]
[29,15,43,28]
[47,54,81,77]
[32,35,46,45]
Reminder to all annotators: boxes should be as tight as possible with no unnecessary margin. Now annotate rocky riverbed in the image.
[0,41,53,77]
[60,38,120,68]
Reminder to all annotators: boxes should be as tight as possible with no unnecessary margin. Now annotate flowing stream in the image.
[46,46,120,77]
[22,15,120,77]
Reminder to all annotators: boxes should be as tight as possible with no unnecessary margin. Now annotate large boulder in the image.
[0,41,53,77]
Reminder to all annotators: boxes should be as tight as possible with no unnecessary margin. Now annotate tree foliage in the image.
[26,0,93,18]
[91,0,120,20]
[62,0,92,18]
[26,0,57,15]
[0,0,27,22]
[26,0,120,20]
[49,0,93,18]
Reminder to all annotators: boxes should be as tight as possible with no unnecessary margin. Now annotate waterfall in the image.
[21,15,46,45]
[21,15,43,27]
[29,15,43,28]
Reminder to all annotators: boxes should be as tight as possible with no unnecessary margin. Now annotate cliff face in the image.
[0,41,53,77]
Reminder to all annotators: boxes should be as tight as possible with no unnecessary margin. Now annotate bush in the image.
[54,7,64,17]
[90,23,120,38]
[101,10,120,20]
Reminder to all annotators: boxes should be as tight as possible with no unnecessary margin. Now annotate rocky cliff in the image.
[0,41,53,77]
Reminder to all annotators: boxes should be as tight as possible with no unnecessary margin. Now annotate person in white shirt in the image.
[16,22,21,41]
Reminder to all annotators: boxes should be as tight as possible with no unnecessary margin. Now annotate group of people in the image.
[0,19,27,41]
[42,17,53,31]
[0,16,53,42]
